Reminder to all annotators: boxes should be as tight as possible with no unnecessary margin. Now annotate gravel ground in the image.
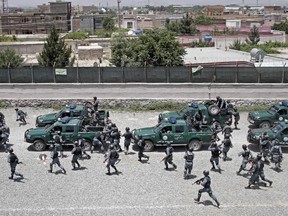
[0,108,288,216]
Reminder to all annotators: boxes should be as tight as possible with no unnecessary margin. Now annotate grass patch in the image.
[238,104,270,112]
[0,100,10,108]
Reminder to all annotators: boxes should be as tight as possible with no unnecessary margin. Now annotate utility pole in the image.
[117,0,121,28]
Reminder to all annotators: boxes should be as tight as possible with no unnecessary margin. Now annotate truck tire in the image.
[259,121,271,129]
[144,140,154,152]
[33,139,46,151]
[83,139,92,151]
[208,105,220,116]
[188,139,202,151]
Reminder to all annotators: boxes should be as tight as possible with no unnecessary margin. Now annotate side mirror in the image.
[106,111,110,118]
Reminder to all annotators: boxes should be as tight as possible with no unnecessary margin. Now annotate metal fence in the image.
[0,66,287,83]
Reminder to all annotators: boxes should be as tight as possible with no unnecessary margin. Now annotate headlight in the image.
[255,116,260,119]
[26,134,31,139]
[254,135,260,140]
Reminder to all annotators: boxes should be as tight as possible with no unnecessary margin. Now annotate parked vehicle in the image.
[247,101,288,129]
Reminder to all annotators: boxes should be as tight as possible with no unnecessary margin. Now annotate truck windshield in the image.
[153,123,163,132]
[178,107,189,115]
[271,124,283,133]
[268,106,279,115]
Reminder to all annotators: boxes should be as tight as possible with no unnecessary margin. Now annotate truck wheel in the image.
[208,105,220,116]
[188,139,202,151]
[33,139,46,151]
[144,140,154,152]
[83,140,92,151]
[259,121,271,129]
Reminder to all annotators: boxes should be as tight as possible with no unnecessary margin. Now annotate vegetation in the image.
[110,29,186,67]
[190,39,214,48]
[165,13,197,35]
[63,32,88,40]
[0,48,24,68]
[194,15,213,25]
[37,25,72,67]
[272,20,288,34]
[229,40,288,54]
[245,26,260,45]
[102,16,116,31]
[0,35,17,42]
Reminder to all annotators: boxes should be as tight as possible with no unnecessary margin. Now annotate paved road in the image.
[0,108,288,216]
[0,83,288,99]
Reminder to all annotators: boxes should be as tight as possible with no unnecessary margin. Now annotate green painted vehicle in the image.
[25,118,103,151]
[158,102,231,126]
[247,121,288,145]
[35,103,108,127]
[247,101,288,129]
[131,118,214,152]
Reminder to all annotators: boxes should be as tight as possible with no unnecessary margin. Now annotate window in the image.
[66,126,74,133]
[161,126,172,133]
[51,126,62,133]
[175,126,184,133]
[278,109,287,115]
[72,111,81,117]
[127,21,133,28]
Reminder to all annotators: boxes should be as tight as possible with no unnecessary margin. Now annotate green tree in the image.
[102,16,116,31]
[194,15,213,25]
[179,13,197,35]
[246,26,260,45]
[272,20,288,34]
[37,25,72,67]
[0,48,24,68]
[111,29,186,67]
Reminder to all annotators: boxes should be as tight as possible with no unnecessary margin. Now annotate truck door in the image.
[173,125,186,144]
[48,126,63,144]
[281,128,288,145]
[277,109,288,122]
[159,126,173,144]
[62,125,76,144]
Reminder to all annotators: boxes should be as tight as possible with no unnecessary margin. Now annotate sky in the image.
[7,0,288,8]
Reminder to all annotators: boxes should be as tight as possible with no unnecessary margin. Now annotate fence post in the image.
[122,67,125,83]
[235,62,238,83]
[166,67,170,83]
[144,64,147,83]
[282,62,286,83]
[7,66,11,83]
[31,65,34,83]
[99,67,102,83]
[76,63,79,83]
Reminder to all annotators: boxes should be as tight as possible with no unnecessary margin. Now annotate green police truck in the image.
[132,118,214,152]
[25,117,103,151]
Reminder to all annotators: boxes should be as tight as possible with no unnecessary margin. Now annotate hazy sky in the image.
[7,0,288,8]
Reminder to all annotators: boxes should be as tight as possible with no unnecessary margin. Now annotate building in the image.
[77,14,107,33]
[203,6,225,17]
[0,1,71,34]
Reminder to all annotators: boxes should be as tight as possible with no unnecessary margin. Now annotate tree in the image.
[37,25,72,67]
[194,15,213,25]
[0,48,24,68]
[111,29,186,67]
[246,26,260,45]
[272,20,288,34]
[179,13,197,35]
[102,16,116,31]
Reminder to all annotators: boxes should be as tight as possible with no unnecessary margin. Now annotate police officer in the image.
[7,148,23,179]
[111,128,122,152]
[184,148,194,179]
[221,135,233,161]
[163,142,177,170]
[222,119,233,138]
[15,108,27,125]
[0,127,9,153]
[192,110,204,131]
[122,127,132,155]
[93,96,99,112]
[54,132,65,158]
[71,141,82,170]
[104,145,119,175]
[91,131,104,153]
[78,135,91,159]
[232,108,240,129]
[269,139,283,169]
[137,135,150,162]
[208,142,222,173]
[226,100,234,114]
[246,154,273,188]
[259,131,271,164]
[194,170,220,207]
[216,96,226,110]
[48,145,66,174]
[236,144,253,175]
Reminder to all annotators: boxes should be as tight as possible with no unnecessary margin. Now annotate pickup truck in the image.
[35,103,108,127]
[247,120,288,145]
[158,102,232,127]
[25,117,103,151]
[131,118,213,151]
[247,101,288,128]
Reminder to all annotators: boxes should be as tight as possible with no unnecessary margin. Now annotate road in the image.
[0,108,288,216]
[0,83,288,99]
